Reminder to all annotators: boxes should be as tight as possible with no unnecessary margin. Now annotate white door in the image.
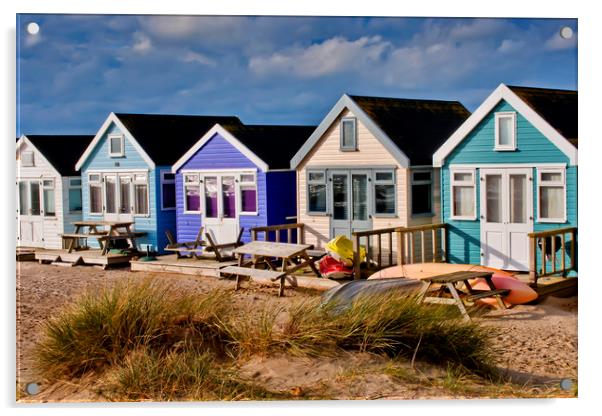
[202,175,239,244]
[103,173,134,223]
[17,179,44,247]
[480,168,533,270]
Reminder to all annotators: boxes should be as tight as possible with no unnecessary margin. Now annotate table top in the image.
[424,270,493,284]
[232,241,311,258]
[73,220,134,227]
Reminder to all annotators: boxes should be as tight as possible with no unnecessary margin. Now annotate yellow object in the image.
[325,235,366,266]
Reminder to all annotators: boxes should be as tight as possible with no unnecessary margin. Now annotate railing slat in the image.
[377,234,382,269]
[561,233,566,274]
[388,232,393,265]
[420,230,426,263]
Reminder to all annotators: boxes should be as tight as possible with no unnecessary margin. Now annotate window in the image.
[18,181,28,214]
[105,176,117,214]
[340,117,357,151]
[42,179,55,217]
[133,175,149,215]
[68,179,83,213]
[204,177,218,218]
[450,169,476,220]
[537,169,566,222]
[109,134,125,157]
[119,177,132,214]
[30,182,41,216]
[89,174,102,214]
[184,174,201,213]
[239,173,257,214]
[373,170,396,215]
[411,170,432,215]
[161,171,176,210]
[494,112,516,151]
[307,170,327,213]
[21,151,34,167]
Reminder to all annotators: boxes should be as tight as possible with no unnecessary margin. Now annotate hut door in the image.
[480,168,532,270]
[17,179,44,247]
[329,170,372,239]
[202,175,239,244]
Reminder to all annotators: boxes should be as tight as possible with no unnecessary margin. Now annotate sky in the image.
[16,15,577,136]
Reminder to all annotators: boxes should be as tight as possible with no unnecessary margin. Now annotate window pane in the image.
[222,176,236,218]
[541,172,562,183]
[43,180,54,187]
[510,174,526,223]
[43,189,55,216]
[308,172,325,182]
[241,184,257,212]
[89,174,100,182]
[19,182,28,214]
[163,172,175,181]
[21,151,34,166]
[375,184,395,214]
[485,175,502,223]
[185,185,200,211]
[375,172,393,182]
[30,182,40,215]
[120,179,131,213]
[413,171,431,182]
[134,184,148,215]
[498,116,513,146]
[185,174,199,183]
[90,185,102,213]
[162,183,176,209]
[308,184,326,212]
[540,186,564,219]
[105,178,117,213]
[69,188,82,212]
[332,174,348,220]
[453,186,474,217]
[341,120,355,148]
[110,136,122,154]
[412,183,431,214]
[70,178,82,186]
[453,172,472,182]
[352,174,368,221]
[204,177,218,218]
[240,174,254,183]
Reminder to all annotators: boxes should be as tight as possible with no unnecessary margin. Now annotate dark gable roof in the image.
[349,95,471,165]
[222,124,317,169]
[25,135,94,176]
[508,85,577,146]
[114,113,243,165]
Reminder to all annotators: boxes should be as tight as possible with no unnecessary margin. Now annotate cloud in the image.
[249,36,389,78]
[497,39,525,53]
[181,51,216,66]
[132,31,152,54]
[545,29,577,51]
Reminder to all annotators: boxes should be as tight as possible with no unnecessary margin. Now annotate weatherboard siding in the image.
[442,99,577,268]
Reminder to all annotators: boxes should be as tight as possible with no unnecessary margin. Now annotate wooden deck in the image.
[34,249,133,269]
[130,254,236,277]
[16,247,36,262]
[515,273,578,298]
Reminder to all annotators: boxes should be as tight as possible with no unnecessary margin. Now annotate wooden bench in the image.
[465,289,510,302]
[220,265,288,296]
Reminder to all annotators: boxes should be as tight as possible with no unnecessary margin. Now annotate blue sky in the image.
[16,15,577,135]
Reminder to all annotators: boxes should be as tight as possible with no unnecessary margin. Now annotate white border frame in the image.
[88,173,103,215]
[182,173,202,214]
[373,168,397,217]
[108,133,125,157]
[494,111,517,151]
[340,116,358,151]
[238,172,259,216]
[536,167,567,223]
[450,167,477,220]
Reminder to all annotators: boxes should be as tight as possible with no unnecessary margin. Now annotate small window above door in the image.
[340,117,357,151]
[109,134,125,157]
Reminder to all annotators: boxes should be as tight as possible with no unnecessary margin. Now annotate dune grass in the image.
[34,278,499,400]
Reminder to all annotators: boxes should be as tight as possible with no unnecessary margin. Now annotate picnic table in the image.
[221,241,321,296]
[62,220,146,255]
[416,271,510,321]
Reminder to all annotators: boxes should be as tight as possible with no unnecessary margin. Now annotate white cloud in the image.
[249,36,389,78]
[181,51,216,66]
[545,30,577,51]
[497,39,525,53]
[132,31,152,54]
[23,32,41,47]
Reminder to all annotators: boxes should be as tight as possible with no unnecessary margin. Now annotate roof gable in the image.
[433,83,578,167]
[20,134,94,176]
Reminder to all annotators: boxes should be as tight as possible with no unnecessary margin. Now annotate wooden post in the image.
[275,229,280,243]
[377,234,382,269]
[441,226,447,263]
[570,228,577,271]
[299,224,305,245]
[410,233,415,264]
[366,236,372,268]
[287,228,292,244]
[396,230,405,266]
[561,233,566,275]
[541,237,547,277]
[529,236,537,284]
[420,230,426,263]
[353,234,361,280]
[251,229,257,241]
[432,228,437,263]
[388,232,393,266]
[551,235,556,274]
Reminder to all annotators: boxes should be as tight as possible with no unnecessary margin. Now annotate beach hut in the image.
[75,113,242,253]
[171,123,316,245]
[433,84,577,271]
[290,94,470,249]
[16,135,94,249]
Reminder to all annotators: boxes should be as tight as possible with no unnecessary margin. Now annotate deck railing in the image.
[352,226,399,279]
[528,226,577,284]
[250,223,305,244]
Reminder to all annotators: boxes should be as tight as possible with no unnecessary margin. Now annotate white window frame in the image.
[41,179,56,218]
[450,168,477,220]
[183,173,202,214]
[132,173,150,217]
[306,169,328,215]
[373,169,397,217]
[160,170,176,211]
[21,151,34,167]
[340,117,358,151]
[536,167,567,223]
[238,172,258,215]
[108,134,125,157]
[410,169,433,217]
[88,173,103,215]
[494,112,517,151]
[68,178,83,213]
